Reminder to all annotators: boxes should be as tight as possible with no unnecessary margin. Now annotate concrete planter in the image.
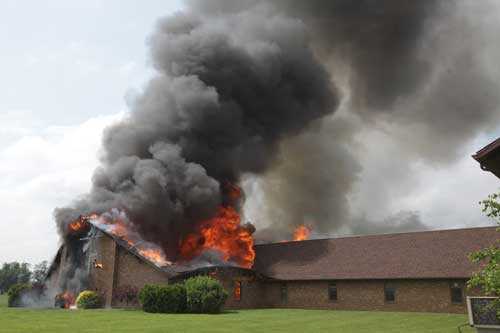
[467,297,500,332]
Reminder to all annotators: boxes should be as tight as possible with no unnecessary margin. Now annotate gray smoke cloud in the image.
[250,115,362,239]
[235,0,500,237]
[193,0,439,110]
[55,2,338,257]
[348,211,428,236]
[55,0,500,251]
[279,0,500,160]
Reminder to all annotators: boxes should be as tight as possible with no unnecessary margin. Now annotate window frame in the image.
[450,281,464,304]
[328,282,338,302]
[280,283,288,303]
[384,282,397,303]
[233,280,242,301]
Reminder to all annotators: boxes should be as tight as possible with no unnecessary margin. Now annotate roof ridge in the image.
[91,223,175,274]
[254,225,498,247]
[253,225,499,280]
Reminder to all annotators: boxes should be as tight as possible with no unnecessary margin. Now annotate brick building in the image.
[48,225,497,313]
[45,137,500,312]
[252,227,496,313]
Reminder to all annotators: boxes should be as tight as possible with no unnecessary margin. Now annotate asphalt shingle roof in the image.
[253,227,499,280]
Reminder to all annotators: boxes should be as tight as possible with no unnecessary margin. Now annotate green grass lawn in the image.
[0,294,473,333]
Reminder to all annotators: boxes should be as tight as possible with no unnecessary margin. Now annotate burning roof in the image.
[179,206,255,268]
[63,207,258,275]
[90,221,176,274]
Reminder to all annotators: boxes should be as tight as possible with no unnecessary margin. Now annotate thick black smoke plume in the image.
[191,0,441,110]
[55,3,338,257]
[201,0,500,238]
[56,0,500,250]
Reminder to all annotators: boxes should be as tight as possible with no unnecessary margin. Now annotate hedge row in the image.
[139,284,186,313]
[139,276,227,314]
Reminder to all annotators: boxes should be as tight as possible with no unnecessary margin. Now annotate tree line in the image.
[0,261,48,294]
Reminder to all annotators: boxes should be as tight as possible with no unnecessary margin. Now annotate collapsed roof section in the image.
[90,223,178,276]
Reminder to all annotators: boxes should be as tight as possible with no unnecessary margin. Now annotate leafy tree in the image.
[0,262,31,294]
[31,261,48,285]
[468,192,500,316]
[7,283,31,307]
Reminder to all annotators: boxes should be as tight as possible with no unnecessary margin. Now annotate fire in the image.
[71,210,172,267]
[93,260,103,269]
[98,217,135,247]
[138,248,172,266]
[293,225,311,241]
[55,291,75,309]
[66,182,254,269]
[90,211,171,267]
[180,206,255,268]
[68,215,92,234]
[234,281,241,301]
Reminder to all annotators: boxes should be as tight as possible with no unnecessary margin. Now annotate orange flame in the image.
[101,218,135,246]
[75,210,171,267]
[179,206,255,268]
[234,281,241,301]
[138,248,172,266]
[93,260,103,269]
[68,216,90,234]
[57,291,75,309]
[68,186,254,269]
[293,225,311,241]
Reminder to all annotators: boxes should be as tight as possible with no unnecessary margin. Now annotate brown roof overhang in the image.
[473,138,500,179]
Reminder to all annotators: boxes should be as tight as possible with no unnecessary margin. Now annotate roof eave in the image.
[91,225,176,276]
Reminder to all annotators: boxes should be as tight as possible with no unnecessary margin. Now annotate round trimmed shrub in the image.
[163,284,187,313]
[139,284,186,313]
[139,285,161,313]
[185,276,228,313]
[7,283,31,307]
[76,290,101,309]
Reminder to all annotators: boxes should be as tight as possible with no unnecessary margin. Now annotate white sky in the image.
[0,1,184,265]
[0,1,498,265]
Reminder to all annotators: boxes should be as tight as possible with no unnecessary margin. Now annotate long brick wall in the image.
[86,233,478,313]
[260,279,473,313]
[180,270,472,313]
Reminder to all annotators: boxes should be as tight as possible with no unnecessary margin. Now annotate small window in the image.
[450,282,463,304]
[234,281,241,301]
[384,283,396,303]
[280,283,287,303]
[328,282,338,301]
